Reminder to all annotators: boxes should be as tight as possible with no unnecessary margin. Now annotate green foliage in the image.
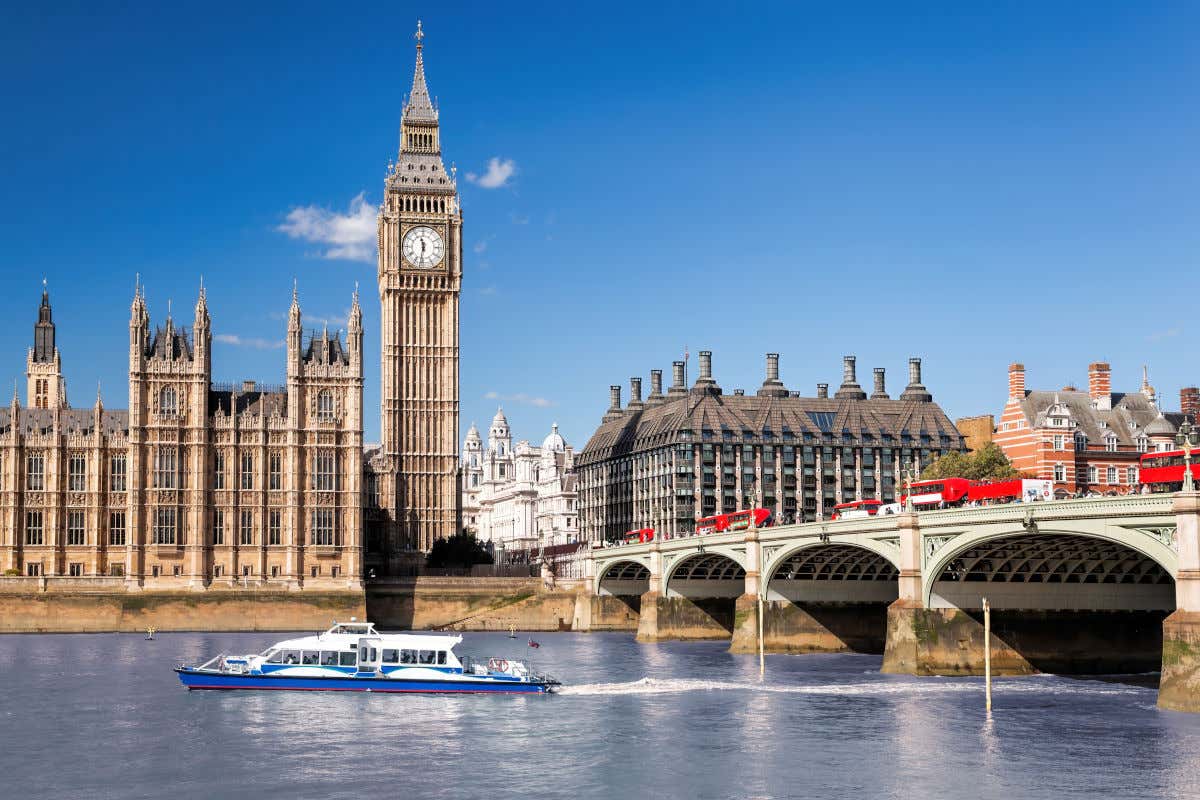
[426,532,494,569]
[920,442,1023,481]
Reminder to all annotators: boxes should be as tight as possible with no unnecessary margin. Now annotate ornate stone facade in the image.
[0,285,363,589]
[460,411,580,551]
[373,22,463,560]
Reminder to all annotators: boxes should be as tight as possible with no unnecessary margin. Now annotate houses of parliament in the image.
[0,26,461,588]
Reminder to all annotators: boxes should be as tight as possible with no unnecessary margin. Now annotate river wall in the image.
[0,588,367,633]
[365,577,578,631]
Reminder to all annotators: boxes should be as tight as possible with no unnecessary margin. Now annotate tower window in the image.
[317,390,335,422]
[159,386,177,415]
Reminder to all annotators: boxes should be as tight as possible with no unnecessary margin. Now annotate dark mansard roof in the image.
[304,330,349,366]
[578,390,964,466]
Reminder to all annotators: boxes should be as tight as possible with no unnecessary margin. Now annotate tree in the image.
[426,532,494,569]
[920,442,1023,482]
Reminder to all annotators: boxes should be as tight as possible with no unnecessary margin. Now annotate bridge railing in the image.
[597,494,1177,552]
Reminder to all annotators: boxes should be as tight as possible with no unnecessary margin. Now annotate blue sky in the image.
[2,2,1198,448]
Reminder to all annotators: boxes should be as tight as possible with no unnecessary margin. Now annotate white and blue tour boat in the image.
[175,620,560,694]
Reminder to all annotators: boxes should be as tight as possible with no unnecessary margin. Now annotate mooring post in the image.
[984,596,992,712]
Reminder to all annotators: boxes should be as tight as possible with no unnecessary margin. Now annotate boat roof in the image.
[267,622,464,651]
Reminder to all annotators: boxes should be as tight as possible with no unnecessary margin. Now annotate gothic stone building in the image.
[0,285,363,587]
[577,352,966,543]
[370,21,464,562]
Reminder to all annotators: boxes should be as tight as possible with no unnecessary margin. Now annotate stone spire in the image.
[349,282,362,331]
[404,21,438,124]
[195,276,209,322]
[33,279,55,363]
[288,280,301,330]
[1141,365,1157,407]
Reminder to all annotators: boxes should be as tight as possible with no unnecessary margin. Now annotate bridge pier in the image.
[882,511,927,673]
[1160,491,1200,712]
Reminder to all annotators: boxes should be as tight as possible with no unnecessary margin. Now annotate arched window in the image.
[160,386,177,415]
[316,390,335,422]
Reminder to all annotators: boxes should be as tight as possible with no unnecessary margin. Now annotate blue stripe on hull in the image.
[175,669,553,694]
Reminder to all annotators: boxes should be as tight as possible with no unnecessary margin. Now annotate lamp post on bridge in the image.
[901,459,917,512]
[1177,421,1200,493]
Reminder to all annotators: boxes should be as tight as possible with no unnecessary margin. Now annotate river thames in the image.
[3,631,1199,799]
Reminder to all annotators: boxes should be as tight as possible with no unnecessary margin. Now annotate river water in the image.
[2,631,1199,800]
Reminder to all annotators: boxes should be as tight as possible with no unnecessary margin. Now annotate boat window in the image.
[339,651,357,667]
[359,647,377,663]
[419,650,436,664]
[437,651,447,665]
[281,650,301,665]
[382,649,400,664]
[265,650,284,664]
[401,649,418,664]
[320,652,339,666]
[301,651,320,665]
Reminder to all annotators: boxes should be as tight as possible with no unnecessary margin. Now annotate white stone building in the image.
[461,409,579,552]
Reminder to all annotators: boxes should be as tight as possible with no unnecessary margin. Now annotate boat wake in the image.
[558,676,1148,697]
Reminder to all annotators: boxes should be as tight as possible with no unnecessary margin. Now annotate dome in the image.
[490,406,508,429]
[541,422,566,453]
[1145,412,1175,437]
[465,422,481,443]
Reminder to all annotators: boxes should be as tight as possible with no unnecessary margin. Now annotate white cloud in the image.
[1146,327,1182,342]
[276,192,376,262]
[215,333,284,350]
[478,286,497,296]
[466,157,517,189]
[483,391,554,408]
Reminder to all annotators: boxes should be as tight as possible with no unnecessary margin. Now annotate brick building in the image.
[993,362,1196,497]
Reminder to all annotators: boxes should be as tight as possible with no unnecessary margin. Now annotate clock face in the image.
[403,226,444,268]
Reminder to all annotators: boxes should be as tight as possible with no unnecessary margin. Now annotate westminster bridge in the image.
[573,493,1200,711]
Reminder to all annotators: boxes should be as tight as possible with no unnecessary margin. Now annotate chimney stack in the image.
[1182,387,1200,420]
[648,369,664,404]
[759,352,788,397]
[834,355,867,400]
[1008,363,1026,401]
[602,384,623,421]
[692,350,720,395]
[817,383,829,399]
[871,367,889,400]
[900,357,932,402]
[1088,362,1112,410]
[628,376,644,410]
[669,361,687,395]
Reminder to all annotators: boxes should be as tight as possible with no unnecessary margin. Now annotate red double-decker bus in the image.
[620,528,655,545]
[1140,450,1200,491]
[900,478,971,507]
[831,499,883,520]
[695,508,774,535]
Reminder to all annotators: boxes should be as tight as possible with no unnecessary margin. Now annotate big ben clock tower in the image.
[378,21,462,554]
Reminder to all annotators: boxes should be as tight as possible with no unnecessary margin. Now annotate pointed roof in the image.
[404,21,438,124]
[466,421,481,441]
[491,406,509,429]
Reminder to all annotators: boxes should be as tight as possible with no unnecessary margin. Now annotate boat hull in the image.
[175,668,556,694]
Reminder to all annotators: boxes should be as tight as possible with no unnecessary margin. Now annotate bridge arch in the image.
[596,559,652,597]
[765,542,900,603]
[923,526,1177,611]
[664,551,746,599]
